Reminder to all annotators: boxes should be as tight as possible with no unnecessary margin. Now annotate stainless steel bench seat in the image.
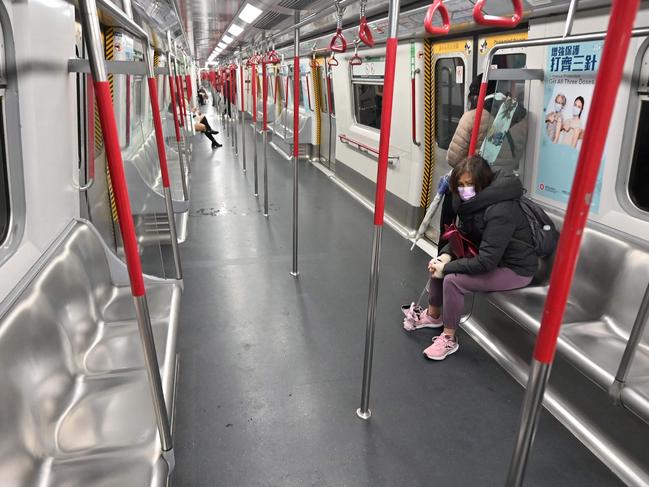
[0,220,180,487]
[487,215,649,423]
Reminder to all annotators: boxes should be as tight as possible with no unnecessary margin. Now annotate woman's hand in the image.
[428,254,452,278]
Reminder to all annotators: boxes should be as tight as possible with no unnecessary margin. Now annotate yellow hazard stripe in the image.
[103,27,119,224]
[420,39,435,209]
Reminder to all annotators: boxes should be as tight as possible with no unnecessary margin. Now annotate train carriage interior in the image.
[3,0,649,485]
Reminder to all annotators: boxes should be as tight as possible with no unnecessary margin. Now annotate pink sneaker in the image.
[423,334,459,360]
[403,309,443,331]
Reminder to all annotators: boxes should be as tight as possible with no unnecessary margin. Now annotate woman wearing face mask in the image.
[545,93,566,143]
[406,155,537,360]
[562,96,585,148]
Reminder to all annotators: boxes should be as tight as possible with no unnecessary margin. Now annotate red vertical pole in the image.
[357,0,401,420]
[252,64,257,124]
[468,81,487,155]
[293,58,299,157]
[240,64,245,108]
[168,75,182,141]
[262,61,268,130]
[506,1,639,485]
[185,74,192,103]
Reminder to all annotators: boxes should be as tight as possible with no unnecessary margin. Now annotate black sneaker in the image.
[212,142,222,148]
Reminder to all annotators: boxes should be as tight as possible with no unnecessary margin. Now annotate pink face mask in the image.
[458,185,476,201]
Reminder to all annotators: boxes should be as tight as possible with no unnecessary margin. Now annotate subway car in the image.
[1,0,649,485]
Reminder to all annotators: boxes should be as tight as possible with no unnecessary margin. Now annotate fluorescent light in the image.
[228,24,244,37]
[218,42,227,49]
[222,35,234,44]
[238,4,262,24]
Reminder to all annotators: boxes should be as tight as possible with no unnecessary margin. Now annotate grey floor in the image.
[170,109,621,487]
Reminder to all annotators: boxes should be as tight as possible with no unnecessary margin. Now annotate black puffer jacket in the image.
[441,171,538,277]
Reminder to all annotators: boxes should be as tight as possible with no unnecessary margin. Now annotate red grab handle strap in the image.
[330,29,347,53]
[358,17,374,47]
[424,0,451,36]
[473,0,523,28]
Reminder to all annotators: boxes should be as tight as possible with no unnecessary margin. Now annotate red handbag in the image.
[441,224,479,258]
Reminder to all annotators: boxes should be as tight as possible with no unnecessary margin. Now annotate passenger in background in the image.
[409,155,537,360]
[438,74,496,250]
[192,107,222,148]
[198,86,208,105]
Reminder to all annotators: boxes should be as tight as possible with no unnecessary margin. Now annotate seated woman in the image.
[192,107,222,148]
[408,155,538,360]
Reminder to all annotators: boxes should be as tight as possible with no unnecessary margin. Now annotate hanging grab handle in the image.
[266,49,281,65]
[424,0,451,35]
[472,0,523,28]
[358,0,374,47]
[328,53,339,67]
[349,41,363,66]
[330,2,348,53]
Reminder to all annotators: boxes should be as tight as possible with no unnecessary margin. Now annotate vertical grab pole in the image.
[230,64,239,156]
[262,52,270,217]
[240,49,247,172]
[79,0,174,459]
[357,0,401,420]
[252,57,259,196]
[505,1,639,485]
[122,3,183,280]
[291,12,300,277]
[167,33,189,199]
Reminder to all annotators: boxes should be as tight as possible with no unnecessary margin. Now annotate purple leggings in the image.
[428,267,533,329]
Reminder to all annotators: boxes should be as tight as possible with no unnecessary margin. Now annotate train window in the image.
[353,84,382,130]
[435,57,465,150]
[628,97,649,212]
[0,95,7,244]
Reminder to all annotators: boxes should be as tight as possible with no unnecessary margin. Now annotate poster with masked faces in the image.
[534,40,604,212]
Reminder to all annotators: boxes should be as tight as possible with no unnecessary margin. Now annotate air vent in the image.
[254,11,291,30]
[278,0,321,10]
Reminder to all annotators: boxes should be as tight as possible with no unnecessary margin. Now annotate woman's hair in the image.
[574,96,585,117]
[450,155,493,193]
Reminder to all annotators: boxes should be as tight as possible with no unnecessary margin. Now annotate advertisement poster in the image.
[535,41,604,212]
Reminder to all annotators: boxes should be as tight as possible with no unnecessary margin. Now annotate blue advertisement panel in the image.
[535,40,605,212]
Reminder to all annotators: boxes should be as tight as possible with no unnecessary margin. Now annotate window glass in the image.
[435,57,465,149]
[629,99,649,212]
[0,96,8,244]
[353,83,383,129]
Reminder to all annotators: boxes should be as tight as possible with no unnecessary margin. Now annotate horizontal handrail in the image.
[338,133,399,165]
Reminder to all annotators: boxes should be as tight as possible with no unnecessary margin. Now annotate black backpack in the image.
[483,197,559,258]
[517,196,559,258]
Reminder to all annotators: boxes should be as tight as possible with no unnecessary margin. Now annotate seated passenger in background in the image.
[192,107,222,149]
[409,155,538,360]
[197,86,208,105]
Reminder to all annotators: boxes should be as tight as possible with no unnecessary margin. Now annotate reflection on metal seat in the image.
[125,130,189,215]
[0,220,181,487]
[488,213,649,423]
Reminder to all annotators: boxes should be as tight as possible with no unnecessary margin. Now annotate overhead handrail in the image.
[339,134,399,165]
[358,0,374,47]
[472,0,523,28]
[506,1,639,485]
[330,1,348,53]
[349,40,363,66]
[609,281,649,405]
[424,0,450,36]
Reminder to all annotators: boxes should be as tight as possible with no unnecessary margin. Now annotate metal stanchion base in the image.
[356,408,371,420]
[290,271,299,277]
[162,448,176,472]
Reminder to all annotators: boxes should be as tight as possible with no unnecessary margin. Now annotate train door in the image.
[424,38,473,243]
